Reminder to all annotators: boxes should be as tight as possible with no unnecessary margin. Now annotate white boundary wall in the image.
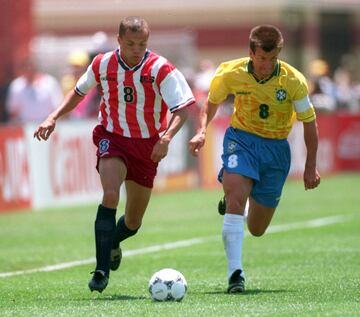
[0,120,190,211]
[25,120,102,209]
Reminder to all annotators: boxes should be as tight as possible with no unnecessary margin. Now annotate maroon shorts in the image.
[92,124,159,188]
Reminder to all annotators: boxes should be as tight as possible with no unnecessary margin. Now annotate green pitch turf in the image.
[0,173,359,316]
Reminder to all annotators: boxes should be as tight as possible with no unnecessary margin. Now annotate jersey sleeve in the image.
[292,75,316,122]
[159,68,195,113]
[208,63,230,105]
[75,55,101,96]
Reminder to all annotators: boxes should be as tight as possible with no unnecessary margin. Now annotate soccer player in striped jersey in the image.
[34,16,195,293]
[189,25,321,293]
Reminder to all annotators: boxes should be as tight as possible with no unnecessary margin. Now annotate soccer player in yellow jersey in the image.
[189,25,321,293]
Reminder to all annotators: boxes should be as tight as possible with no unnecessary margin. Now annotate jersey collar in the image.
[247,59,281,84]
[116,48,150,72]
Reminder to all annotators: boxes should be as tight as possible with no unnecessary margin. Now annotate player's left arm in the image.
[294,98,321,190]
[151,107,189,163]
[303,119,321,190]
[151,67,195,163]
[292,74,321,190]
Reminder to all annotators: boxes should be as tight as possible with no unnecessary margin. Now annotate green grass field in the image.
[0,173,359,317]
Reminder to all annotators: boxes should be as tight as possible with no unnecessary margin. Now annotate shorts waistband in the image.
[229,127,288,144]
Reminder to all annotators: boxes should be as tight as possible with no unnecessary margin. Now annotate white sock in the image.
[222,213,245,280]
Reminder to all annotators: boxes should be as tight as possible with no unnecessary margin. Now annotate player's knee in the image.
[226,198,248,214]
[102,189,120,208]
[247,224,266,237]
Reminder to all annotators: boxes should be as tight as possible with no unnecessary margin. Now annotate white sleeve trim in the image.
[160,69,195,112]
[75,64,97,96]
[293,95,312,113]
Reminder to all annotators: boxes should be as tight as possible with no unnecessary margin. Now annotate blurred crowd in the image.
[0,31,110,125]
[307,56,360,114]
[0,47,359,126]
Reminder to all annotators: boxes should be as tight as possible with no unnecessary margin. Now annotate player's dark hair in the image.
[249,25,283,53]
[118,16,150,37]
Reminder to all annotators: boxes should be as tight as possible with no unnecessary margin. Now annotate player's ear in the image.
[117,34,122,45]
[249,48,254,60]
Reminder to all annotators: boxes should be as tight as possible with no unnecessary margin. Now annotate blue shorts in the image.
[218,127,291,208]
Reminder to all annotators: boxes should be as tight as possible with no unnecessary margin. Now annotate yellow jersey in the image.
[208,58,316,139]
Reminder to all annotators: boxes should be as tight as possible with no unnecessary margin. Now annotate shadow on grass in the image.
[202,288,289,295]
[94,294,148,301]
[75,294,148,301]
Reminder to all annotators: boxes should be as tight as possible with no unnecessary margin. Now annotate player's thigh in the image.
[247,197,276,236]
[99,157,127,195]
[222,170,253,214]
[124,180,152,228]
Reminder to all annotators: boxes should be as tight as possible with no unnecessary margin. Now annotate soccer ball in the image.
[148,268,187,301]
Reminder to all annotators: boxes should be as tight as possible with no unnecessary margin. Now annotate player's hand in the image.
[151,137,169,162]
[303,167,321,190]
[188,132,206,156]
[33,116,56,141]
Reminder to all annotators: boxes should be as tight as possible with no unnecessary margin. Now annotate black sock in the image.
[112,215,139,249]
[94,204,116,275]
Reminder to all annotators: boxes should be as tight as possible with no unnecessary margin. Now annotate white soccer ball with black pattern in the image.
[148,268,187,301]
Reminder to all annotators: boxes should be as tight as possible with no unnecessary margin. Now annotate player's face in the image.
[250,47,280,80]
[117,30,149,67]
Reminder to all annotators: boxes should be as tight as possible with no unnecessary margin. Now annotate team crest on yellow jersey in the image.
[275,88,287,102]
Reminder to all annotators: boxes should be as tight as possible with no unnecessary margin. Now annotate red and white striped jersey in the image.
[75,49,195,138]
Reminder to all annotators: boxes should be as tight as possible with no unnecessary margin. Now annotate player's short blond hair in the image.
[118,16,150,38]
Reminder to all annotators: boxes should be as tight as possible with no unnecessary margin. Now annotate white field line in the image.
[0,215,348,278]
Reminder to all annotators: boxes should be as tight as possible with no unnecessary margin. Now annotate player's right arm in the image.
[34,55,100,141]
[33,90,83,141]
[188,99,219,156]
